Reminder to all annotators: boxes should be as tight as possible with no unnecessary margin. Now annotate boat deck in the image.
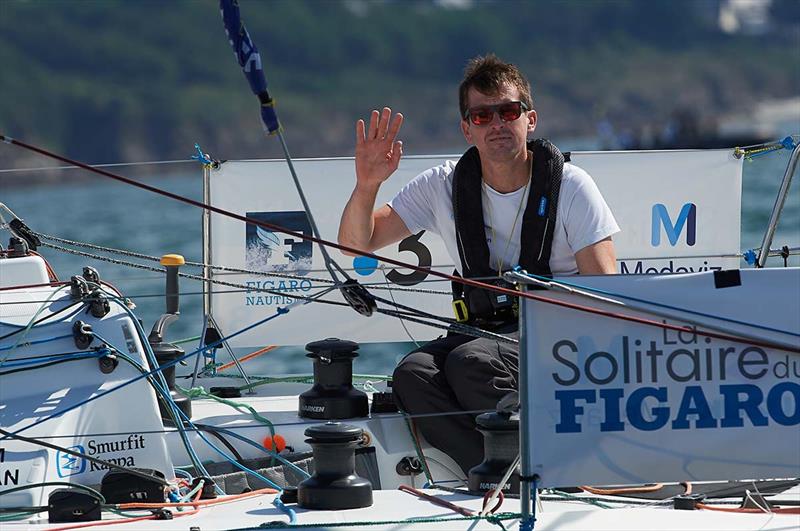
[14,485,800,530]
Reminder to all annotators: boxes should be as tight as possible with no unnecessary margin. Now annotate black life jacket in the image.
[451,138,566,323]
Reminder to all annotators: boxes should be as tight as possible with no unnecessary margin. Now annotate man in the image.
[338,55,619,475]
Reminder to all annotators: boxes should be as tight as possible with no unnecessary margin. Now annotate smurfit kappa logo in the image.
[651,203,696,247]
[56,445,86,477]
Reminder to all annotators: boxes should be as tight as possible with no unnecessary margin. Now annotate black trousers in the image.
[392,323,519,476]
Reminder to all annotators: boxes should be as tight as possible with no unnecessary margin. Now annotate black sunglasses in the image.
[463,101,529,126]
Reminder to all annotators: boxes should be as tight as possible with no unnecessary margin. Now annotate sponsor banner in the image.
[522,269,800,487]
[571,150,742,274]
[208,157,453,347]
[207,150,742,347]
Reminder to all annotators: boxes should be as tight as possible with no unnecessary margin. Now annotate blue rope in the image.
[0,348,107,368]
[95,294,304,501]
[172,406,283,491]
[272,496,297,524]
[191,143,213,165]
[173,468,193,480]
[0,302,289,441]
[4,287,296,516]
[191,423,310,480]
[521,272,800,339]
[91,327,217,491]
[0,304,84,331]
[0,333,73,351]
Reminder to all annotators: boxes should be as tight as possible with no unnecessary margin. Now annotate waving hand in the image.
[355,107,404,189]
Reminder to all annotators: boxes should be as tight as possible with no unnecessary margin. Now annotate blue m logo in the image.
[651,203,696,246]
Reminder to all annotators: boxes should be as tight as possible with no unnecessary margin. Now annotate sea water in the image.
[2,145,798,376]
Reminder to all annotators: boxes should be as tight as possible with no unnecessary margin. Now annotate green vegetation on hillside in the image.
[1,0,798,168]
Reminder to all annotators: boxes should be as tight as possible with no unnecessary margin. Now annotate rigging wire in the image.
[3,405,499,442]
[27,235,517,343]
[2,133,795,353]
[32,228,457,294]
[0,135,685,324]
[0,158,197,173]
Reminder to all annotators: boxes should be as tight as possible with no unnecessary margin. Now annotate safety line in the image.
[2,135,797,353]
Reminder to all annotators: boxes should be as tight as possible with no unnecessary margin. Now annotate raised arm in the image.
[338,107,411,256]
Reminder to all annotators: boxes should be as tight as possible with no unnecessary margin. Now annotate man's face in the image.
[460,83,537,162]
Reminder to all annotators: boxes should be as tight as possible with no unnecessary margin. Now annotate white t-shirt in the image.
[388,160,620,276]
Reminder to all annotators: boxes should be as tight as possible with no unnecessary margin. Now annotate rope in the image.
[402,414,434,485]
[376,307,518,344]
[581,483,664,496]
[1,406,501,442]
[177,384,276,438]
[231,373,391,392]
[35,232,334,284]
[191,143,219,169]
[0,301,293,442]
[522,272,800,339]
[0,159,196,174]
[34,223,793,351]
[36,239,347,306]
[35,235,518,343]
[230,512,522,530]
[34,229,452,295]
[734,135,798,161]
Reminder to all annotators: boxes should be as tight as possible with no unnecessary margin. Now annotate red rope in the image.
[3,135,797,353]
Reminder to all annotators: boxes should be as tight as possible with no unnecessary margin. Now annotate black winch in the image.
[148,254,191,420]
[298,338,368,420]
[7,236,30,258]
[468,409,520,494]
[297,422,373,510]
[149,339,191,419]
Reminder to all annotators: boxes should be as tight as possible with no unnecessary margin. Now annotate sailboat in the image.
[1,1,798,529]
[0,133,798,529]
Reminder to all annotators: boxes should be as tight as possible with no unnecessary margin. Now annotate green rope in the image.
[227,373,391,392]
[545,489,614,509]
[0,481,105,503]
[229,511,521,530]
[0,510,43,521]
[177,385,276,440]
[234,374,315,391]
[172,335,202,345]
[0,482,107,521]
[401,413,434,486]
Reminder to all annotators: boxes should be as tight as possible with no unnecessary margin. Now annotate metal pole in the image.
[518,284,534,522]
[276,131,343,280]
[757,142,800,268]
[202,165,213,325]
[191,165,214,387]
[210,315,254,394]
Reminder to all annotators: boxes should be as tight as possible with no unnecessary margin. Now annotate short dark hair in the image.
[458,54,533,119]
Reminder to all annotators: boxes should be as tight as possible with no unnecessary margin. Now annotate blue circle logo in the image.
[353,256,378,276]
